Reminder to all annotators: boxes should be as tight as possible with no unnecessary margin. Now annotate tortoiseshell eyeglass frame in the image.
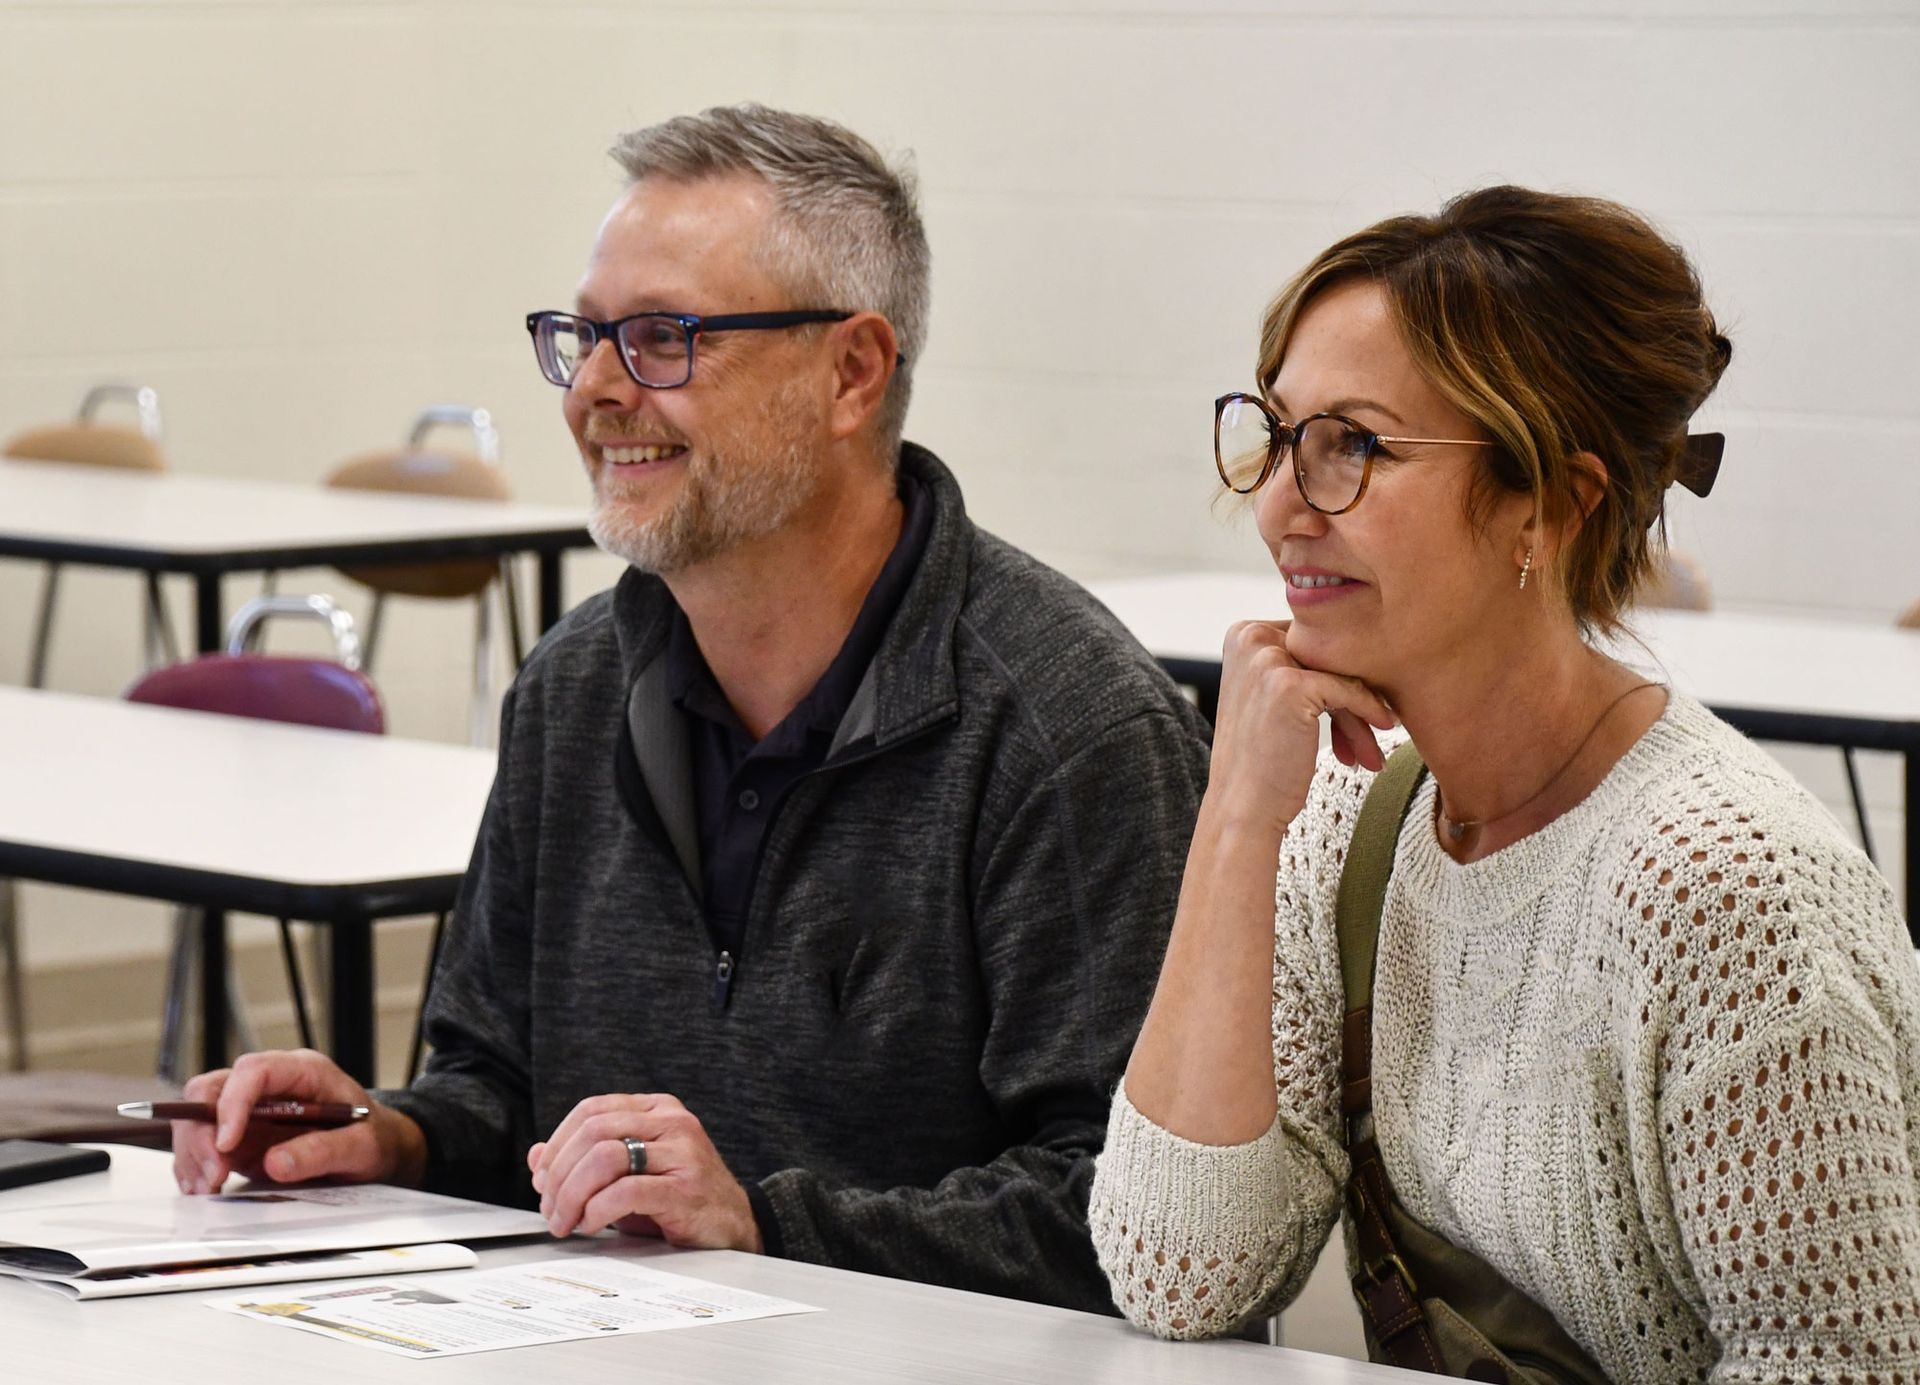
[1213,391,1493,515]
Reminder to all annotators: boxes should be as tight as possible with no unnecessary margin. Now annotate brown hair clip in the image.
[1676,432,1724,498]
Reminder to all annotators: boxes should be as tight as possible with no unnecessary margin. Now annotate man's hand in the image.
[170,1048,427,1194]
[527,1093,763,1253]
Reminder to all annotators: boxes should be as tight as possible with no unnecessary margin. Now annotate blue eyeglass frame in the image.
[526,308,854,389]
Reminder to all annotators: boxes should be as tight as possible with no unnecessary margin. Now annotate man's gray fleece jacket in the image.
[383,445,1210,1314]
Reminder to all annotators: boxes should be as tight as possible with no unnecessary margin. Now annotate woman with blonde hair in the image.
[1092,187,1918,1380]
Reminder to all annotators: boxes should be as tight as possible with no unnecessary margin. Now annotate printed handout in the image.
[210,1257,819,1358]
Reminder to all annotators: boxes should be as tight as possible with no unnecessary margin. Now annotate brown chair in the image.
[3,384,177,685]
[318,406,524,746]
[1636,548,1713,612]
[1,385,176,1073]
[0,1071,181,1149]
[1899,598,1920,631]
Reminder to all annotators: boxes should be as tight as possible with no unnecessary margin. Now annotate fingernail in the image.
[202,1160,221,1188]
[266,1150,292,1180]
[548,1218,565,1237]
[531,1170,545,1194]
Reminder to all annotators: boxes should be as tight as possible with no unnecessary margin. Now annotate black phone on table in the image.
[0,1140,111,1191]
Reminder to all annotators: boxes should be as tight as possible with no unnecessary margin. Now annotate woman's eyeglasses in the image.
[1214,391,1492,515]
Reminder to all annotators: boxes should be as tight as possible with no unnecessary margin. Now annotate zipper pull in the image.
[713,950,736,1008]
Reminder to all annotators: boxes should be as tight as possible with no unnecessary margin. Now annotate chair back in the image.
[0,1071,181,1149]
[1636,549,1713,611]
[1,383,168,471]
[3,423,166,471]
[78,383,165,438]
[129,660,384,735]
[1898,598,1920,631]
[126,595,383,735]
[326,405,509,599]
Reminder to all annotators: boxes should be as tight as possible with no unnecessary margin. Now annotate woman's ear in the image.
[1520,450,1610,570]
[1566,450,1611,526]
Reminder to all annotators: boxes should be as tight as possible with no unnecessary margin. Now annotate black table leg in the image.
[1905,747,1916,940]
[330,919,375,1085]
[538,550,563,632]
[1157,658,1221,724]
[194,573,223,655]
[199,909,229,1073]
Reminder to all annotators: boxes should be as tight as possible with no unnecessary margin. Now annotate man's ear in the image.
[825,312,898,443]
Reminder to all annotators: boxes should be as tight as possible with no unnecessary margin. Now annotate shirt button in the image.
[738,789,761,811]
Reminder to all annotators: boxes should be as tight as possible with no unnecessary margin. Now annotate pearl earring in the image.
[1518,547,1534,590]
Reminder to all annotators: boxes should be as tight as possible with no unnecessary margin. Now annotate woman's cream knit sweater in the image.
[1092,692,1920,1381]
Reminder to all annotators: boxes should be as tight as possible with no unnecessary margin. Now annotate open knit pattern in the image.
[1092,691,1920,1381]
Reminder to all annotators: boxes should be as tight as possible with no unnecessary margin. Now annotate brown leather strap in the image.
[1341,1005,1373,1115]
[1349,1135,1450,1374]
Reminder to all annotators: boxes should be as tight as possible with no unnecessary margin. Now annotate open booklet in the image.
[14,1242,477,1300]
[0,1183,547,1285]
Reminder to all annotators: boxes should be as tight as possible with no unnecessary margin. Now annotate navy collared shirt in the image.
[664,471,933,960]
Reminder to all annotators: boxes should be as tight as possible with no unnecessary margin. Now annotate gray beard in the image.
[588,383,820,574]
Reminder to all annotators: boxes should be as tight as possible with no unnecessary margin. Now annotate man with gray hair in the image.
[169,104,1208,1314]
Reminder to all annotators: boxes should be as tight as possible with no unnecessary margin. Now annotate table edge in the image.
[0,842,464,922]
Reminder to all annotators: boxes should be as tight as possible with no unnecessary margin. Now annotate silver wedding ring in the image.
[622,1136,647,1177]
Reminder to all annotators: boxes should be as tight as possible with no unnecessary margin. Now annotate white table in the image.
[0,688,498,1081]
[0,458,594,652]
[1089,572,1920,921]
[0,1147,1411,1384]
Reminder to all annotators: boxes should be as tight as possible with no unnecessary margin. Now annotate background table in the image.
[0,1146,1412,1384]
[1089,572,1920,924]
[0,457,595,651]
[0,688,498,1082]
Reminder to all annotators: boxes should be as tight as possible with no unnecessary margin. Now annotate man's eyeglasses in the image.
[526,309,853,390]
[1214,392,1493,515]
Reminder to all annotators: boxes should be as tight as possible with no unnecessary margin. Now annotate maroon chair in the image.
[126,596,382,1079]
[128,649,383,733]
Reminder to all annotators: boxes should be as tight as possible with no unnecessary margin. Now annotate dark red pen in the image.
[117,1100,371,1127]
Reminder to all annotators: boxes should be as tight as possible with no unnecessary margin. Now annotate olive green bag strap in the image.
[1334,743,1446,1373]
[1334,743,1612,1385]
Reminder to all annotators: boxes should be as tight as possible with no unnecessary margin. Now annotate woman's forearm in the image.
[1122,794,1288,1145]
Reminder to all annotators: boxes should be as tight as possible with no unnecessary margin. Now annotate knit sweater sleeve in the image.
[1090,754,1362,1339]
[1616,782,1920,1381]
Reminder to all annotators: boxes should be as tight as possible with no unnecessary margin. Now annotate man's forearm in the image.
[377,1069,531,1205]
[371,1104,430,1188]
[758,1144,1112,1313]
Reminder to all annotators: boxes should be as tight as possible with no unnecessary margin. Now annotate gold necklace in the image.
[1436,681,1661,847]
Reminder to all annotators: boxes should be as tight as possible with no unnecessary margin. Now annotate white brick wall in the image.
[0,0,1911,960]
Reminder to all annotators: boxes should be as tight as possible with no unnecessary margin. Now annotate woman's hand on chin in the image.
[1205,618,1398,840]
